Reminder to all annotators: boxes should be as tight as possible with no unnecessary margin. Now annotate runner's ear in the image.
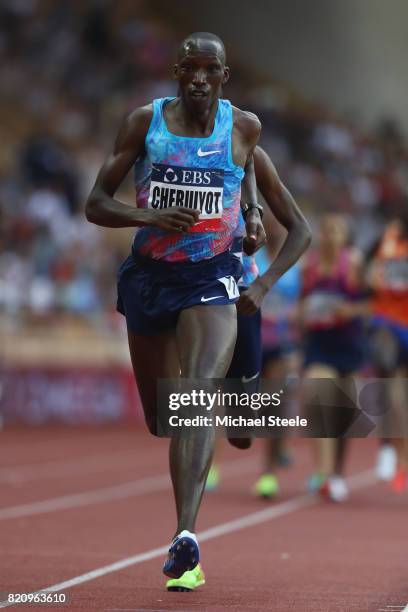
[222,66,230,85]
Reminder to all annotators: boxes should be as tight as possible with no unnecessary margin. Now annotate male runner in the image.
[86,32,265,585]
[170,146,311,590]
[225,146,311,447]
[167,145,310,590]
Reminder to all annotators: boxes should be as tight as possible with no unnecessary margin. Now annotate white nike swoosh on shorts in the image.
[241,372,260,384]
[197,148,221,157]
[201,295,224,303]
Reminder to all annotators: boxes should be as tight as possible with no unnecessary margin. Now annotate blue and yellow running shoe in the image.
[162,530,199,579]
[166,563,206,592]
[254,474,280,499]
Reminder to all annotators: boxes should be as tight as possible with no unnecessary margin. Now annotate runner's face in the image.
[320,216,347,249]
[175,44,229,110]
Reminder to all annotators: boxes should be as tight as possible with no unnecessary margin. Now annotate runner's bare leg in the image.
[127,330,179,435]
[170,304,237,535]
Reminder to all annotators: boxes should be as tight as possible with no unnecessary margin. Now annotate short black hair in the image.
[178,32,226,64]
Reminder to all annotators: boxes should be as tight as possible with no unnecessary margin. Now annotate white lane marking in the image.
[0,469,376,608]
[0,475,170,520]
[0,432,134,455]
[0,449,142,483]
[0,456,257,520]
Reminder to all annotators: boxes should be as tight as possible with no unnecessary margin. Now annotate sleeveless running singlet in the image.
[132,97,245,263]
[302,248,360,330]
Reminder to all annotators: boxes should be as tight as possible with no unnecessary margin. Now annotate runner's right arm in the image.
[85,106,199,231]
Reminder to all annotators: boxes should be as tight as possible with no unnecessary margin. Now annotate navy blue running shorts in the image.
[303,326,365,376]
[117,250,243,335]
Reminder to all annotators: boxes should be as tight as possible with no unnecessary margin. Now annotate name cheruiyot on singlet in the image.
[132,97,245,263]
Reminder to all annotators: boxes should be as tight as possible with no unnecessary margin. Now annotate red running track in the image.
[1,425,407,611]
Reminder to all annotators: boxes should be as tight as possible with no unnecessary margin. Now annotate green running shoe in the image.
[254,473,280,499]
[205,464,220,491]
[166,563,206,592]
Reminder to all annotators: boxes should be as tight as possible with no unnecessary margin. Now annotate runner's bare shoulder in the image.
[115,104,154,151]
[231,106,261,143]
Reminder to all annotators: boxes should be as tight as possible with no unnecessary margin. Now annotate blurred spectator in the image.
[20,135,79,212]
[1,1,407,331]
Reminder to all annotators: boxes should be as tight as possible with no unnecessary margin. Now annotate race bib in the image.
[148,163,224,219]
[303,291,345,326]
[218,276,240,299]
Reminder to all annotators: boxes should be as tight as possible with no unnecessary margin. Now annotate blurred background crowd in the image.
[1,0,407,330]
[1,8,407,603]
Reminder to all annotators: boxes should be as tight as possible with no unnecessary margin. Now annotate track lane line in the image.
[0,449,146,483]
[0,456,258,520]
[0,469,376,608]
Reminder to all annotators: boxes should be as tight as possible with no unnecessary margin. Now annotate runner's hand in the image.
[243,209,266,255]
[236,277,269,315]
[147,207,200,232]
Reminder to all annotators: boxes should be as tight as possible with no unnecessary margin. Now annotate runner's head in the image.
[174,32,229,110]
[319,213,349,252]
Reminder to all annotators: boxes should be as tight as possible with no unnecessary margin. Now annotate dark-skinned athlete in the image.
[204,145,311,485]
[85,32,265,589]
[170,146,311,591]
[126,143,311,589]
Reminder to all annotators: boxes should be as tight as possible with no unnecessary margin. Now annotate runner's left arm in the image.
[234,109,266,254]
[237,146,311,315]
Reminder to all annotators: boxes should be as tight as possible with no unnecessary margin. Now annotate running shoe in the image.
[227,436,253,449]
[162,530,199,579]
[276,446,293,467]
[376,444,397,481]
[306,473,326,493]
[391,468,408,493]
[254,474,280,499]
[320,475,349,502]
[166,563,206,592]
[205,464,220,491]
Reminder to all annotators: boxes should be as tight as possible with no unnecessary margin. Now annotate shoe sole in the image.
[167,579,205,592]
[256,491,279,500]
[163,537,199,579]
